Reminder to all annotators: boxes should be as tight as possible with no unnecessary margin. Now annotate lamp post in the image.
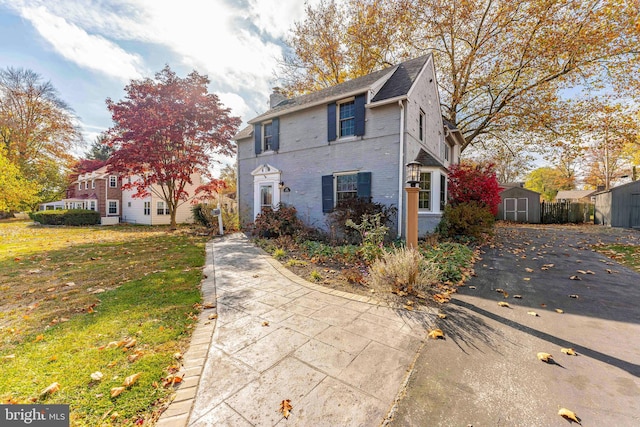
[405,161,421,249]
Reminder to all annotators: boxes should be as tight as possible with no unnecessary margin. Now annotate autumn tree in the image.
[106,66,241,229]
[448,162,502,215]
[464,137,536,183]
[279,0,639,151]
[0,67,80,203]
[0,147,39,212]
[525,167,573,201]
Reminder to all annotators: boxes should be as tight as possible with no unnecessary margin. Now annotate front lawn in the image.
[0,220,209,425]
[593,243,640,272]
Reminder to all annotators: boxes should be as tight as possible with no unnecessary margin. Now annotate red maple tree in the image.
[105,66,241,228]
[447,162,502,216]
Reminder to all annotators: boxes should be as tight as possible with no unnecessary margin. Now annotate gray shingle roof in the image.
[414,149,445,169]
[248,54,431,124]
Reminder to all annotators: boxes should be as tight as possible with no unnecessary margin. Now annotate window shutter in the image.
[357,172,371,201]
[271,118,280,152]
[322,175,334,213]
[355,94,366,136]
[254,124,262,154]
[327,103,337,141]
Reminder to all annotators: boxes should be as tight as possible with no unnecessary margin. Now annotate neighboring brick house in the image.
[41,165,199,225]
[235,54,463,238]
[59,165,122,223]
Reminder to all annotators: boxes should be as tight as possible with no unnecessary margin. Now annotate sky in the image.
[0,0,315,172]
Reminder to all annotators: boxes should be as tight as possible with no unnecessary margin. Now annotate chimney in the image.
[269,87,286,108]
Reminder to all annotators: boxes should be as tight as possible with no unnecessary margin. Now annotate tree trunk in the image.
[170,209,177,230]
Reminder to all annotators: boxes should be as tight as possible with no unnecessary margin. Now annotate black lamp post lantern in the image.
[406,161,421,187]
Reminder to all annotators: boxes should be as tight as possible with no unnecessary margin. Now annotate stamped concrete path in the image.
[157,233,438,427]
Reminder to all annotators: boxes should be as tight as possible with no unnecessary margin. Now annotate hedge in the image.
[30,209,101,226]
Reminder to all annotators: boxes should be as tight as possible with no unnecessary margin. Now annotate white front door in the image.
[251,164,281,219]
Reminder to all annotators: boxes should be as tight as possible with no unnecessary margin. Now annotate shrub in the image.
[346,213,389,263]
[447,162,502,216]
[30,209,101,226]
[342,267,366,285]
[327,198,396,244]
[252,203,305,238]
[272,248,286,260]
[285,259,308,268]
[436,201,495,242]
[420,242,474,283]
[191,203,211,227]
[368,247,440,295]
[309,269,322,282]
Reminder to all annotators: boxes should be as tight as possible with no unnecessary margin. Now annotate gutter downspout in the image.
[397,100,405,238]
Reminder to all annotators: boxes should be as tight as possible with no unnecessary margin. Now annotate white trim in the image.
[333,171,359,206]
[397,100,405,237]
[337,97,357,139]
[251,164,281,219]
[107,199,119,216]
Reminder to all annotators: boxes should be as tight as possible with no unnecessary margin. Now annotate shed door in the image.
[504,198,516,221]
[516,198,528,222]
[504,198,528,222]
[632,194,640,228]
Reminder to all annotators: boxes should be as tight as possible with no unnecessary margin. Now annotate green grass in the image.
[594,244,640,272]
[0,220,208,426]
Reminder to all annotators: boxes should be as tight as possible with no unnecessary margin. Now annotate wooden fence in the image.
[540,202,593,224]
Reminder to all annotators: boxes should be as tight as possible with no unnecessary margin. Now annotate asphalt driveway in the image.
[390,224,640,427]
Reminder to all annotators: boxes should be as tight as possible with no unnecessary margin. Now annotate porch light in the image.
[406,161,421,187]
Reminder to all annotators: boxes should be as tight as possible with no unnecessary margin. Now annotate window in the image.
[338,100,356,137]
[143,202,150,215]
[84,181,88,190]
[91,180,95,189]
[336,174,358,203]
[109,175,117,188]
[260,185,273,210]
[78,182,81,190]
[444,144,450,161]
[89,201,96,211]
[108,200,119,215]
[419,172,431,210]
[263,122,273,151]
[157,201,169,215]
[419,109,425,142]
[127,201,131,208]
[440,174,446,211]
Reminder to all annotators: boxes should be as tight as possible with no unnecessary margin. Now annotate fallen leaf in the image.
[162,374,184,387]
[558,407,581,424]
[525,268,534,272]
[40,382,61,396]
[438,313,447,319]
[35,334,44,342]
[48,355,58,362]
[537,352,553,363]
[107,361,118,368]
[523,277,531,281]
[262,321,270,326]
[203,302,216,309]
[586,270,595,275]
[173,352,183,360]
[498,302,510,307]
[2,354,16,360]
[561,348,577,356]
[502,291,509,298]
[208,313,218,320]
[279,399,293,419]
[404,304,414,311]
[569,294,579,299]
[91,372,104,381]
[569,275,582,281]
[513,295,522,299]
[606,269,613,274]
[123,372,141,387]
[555,308,564,314]
[110,387,125,398]
[527,311,539,317]
[123,338,137,348]
[540,303,547,308]
[576,270,587,274]
[428,328,445,339]
[495,288,504,293]
[468,286,476,289]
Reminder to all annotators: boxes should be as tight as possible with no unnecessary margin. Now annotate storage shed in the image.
[498,185,541,223]
[594,180,640,228]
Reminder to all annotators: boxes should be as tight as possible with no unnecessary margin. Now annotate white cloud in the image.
[20,5,145,82]
[217,92,252,122]
[247,0,308,39]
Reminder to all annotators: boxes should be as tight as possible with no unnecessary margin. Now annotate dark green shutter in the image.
[254,124,262,154]
[327,103,337,141]
[322,175,334,213]
[355,94,366,136]
[271,118,280,152]
[357,172,371,201]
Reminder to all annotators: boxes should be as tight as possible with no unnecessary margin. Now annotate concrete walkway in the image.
[157,233,438,426]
